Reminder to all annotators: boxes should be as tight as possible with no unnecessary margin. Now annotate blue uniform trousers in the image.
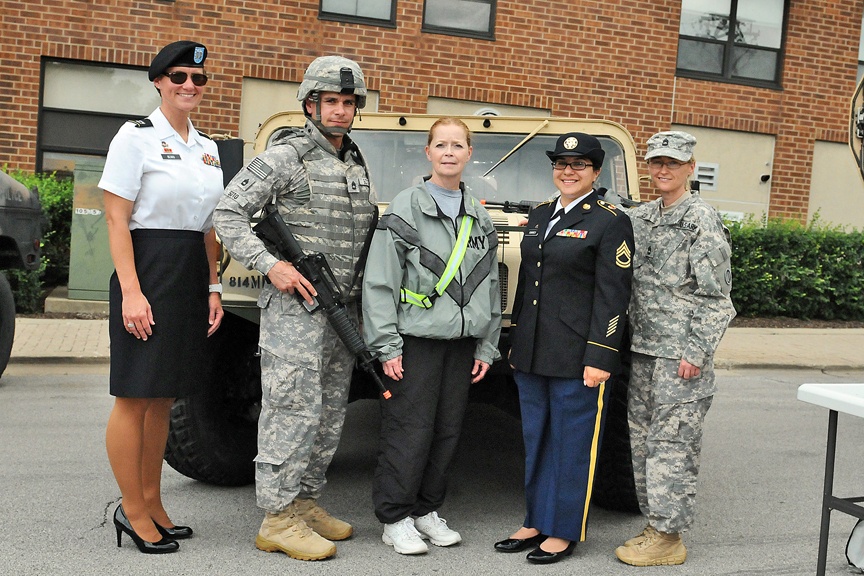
[515,370,610,542]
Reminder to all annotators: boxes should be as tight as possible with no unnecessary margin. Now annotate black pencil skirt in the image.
[109,229,210,398]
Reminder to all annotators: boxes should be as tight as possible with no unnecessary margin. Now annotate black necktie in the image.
[550,207,566,222]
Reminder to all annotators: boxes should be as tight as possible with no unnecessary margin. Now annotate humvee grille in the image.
[498,262,508,313]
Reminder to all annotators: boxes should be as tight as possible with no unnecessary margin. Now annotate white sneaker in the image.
[414,511,462,546]
[382,517,429,555]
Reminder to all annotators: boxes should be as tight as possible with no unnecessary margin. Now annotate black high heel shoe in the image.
[113,505,180,554]
[154,521,193,539]
[526,540,576,564]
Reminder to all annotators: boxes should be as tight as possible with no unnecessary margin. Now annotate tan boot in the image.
[615,530,686,566]
[255,505,337,561]
[293,498,353,541]
[623,524,657,547]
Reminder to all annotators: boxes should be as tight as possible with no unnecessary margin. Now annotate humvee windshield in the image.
[269,128,631,205]
[351,131,630,204]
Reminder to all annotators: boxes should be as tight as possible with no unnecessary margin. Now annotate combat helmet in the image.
[298,56,366,138]
[298,55,367,109]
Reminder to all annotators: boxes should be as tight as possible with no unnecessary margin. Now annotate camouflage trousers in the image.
[628,353,713,534]
[255,344,353,513]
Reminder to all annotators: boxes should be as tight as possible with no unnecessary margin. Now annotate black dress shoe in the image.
[494,532,545,552]
[155,521,193,539]
[526,540,576,564]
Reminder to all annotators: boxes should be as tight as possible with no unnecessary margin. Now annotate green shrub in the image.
[729,217,864,320]
[3,168,73,313]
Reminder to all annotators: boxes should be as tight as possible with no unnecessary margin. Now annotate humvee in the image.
[164,113,643,512]
[0,171,43,376]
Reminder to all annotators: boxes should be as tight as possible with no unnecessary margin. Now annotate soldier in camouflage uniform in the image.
[213,56,376,561]
[615,132,735,567]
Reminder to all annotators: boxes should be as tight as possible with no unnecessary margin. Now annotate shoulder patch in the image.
[127,119,153,128]
[246,157,274,181]
[596,199,620,216]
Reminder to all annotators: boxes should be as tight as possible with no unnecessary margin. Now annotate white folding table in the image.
[797,383,864,575]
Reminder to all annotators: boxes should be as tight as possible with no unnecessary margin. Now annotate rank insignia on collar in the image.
[557,228,587,238]
[616,241,632,268]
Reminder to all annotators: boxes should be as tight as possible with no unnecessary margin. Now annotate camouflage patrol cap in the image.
[148,41,207,81]
[645,131,696,162]
[298,56,367,109]
[545,132,605,168]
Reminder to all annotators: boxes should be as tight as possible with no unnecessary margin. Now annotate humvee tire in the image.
[164,313,261,486]
[0,273,16,376]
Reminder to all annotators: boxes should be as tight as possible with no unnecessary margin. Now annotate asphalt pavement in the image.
[5,315,864,575]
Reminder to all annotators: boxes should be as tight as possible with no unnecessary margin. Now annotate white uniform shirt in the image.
[544,190,592,239]
[98,107,223,231]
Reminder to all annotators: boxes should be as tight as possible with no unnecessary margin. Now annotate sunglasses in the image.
[163,71,208,86]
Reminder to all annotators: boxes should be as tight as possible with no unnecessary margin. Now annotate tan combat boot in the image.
[615,529,686,566]
[293,497,353,541]
[623,524,657,547]
[255,504,337,561]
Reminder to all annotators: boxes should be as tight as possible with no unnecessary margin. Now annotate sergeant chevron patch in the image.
[616,241,632,268]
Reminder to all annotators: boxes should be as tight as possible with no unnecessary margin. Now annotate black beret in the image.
[148,41,207,81]
[546,132,605,168]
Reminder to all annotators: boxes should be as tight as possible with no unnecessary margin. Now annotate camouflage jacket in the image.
[628,194,736,367]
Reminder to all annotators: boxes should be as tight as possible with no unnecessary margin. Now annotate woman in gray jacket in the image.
[362,117,501,556]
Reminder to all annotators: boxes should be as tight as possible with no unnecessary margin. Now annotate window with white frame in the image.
[319,0,396,26]
[677,0,788,88]
[423,0,495,39]
[39,60,160,173]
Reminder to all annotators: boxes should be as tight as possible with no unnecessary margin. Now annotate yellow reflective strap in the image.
[434,214,474,296]
[399,198,476,309]
[400,288,433,309]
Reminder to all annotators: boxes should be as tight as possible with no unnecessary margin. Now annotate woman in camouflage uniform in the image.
[615,131,735,567]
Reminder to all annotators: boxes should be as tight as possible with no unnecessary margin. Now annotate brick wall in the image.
[1,0,861,220]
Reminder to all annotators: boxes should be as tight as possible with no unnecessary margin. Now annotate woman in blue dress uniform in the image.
[495,133,634,564]
[100,41,224,554]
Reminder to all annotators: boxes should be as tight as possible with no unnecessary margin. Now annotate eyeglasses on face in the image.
[551,159,593,171]
[647,159,686,171]
[163,71,209,86]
